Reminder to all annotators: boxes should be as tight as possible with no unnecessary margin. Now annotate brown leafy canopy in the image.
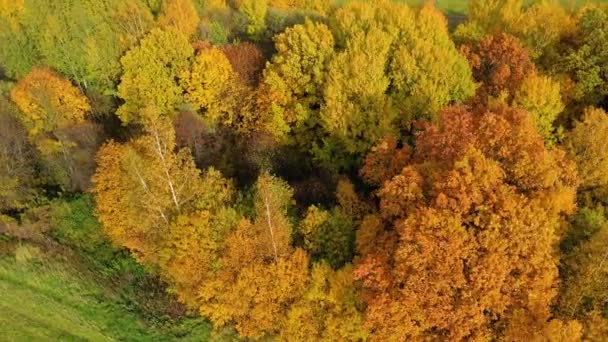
[462,33,536,102]
[360,136,411,186]
[0,97,36,212]
[220,42,265,85]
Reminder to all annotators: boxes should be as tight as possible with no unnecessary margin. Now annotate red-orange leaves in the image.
[360,136,411,186]
[462,33,536,101]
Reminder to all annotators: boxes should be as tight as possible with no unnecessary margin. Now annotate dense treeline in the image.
[1,0,608,340]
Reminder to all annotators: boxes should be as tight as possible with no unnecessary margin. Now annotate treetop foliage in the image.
[2,0,608,340]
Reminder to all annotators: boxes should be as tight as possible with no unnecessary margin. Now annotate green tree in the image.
[388,4,475,121]
[238,0,267,41]
[560,7,608,107]
[300,205,355,268]
[317,28,395,168]
[260,19,335,142]
[19,0,153,91]
[0,0,40,79]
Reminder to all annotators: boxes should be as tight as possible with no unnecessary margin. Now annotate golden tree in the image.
[10,67,89,137]
[92,118,204,264]
[157,0,200,38]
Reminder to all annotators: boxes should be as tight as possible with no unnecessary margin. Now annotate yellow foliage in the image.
[459,0,576,60]
[158,0,200,38]
[514,74,564,146]
[181,47,235,122]
[321,27,394,154]
[117,28,193,125]
[199,243,310,338]
[565,107,608,193]
[10,67,89,137]
[92,118,204,264]
[281,263,367,341]
[260,19,335,140]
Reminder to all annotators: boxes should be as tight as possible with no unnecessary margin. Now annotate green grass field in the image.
[0,243,217,341]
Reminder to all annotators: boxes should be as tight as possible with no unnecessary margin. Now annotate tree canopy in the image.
[3,0,608,340]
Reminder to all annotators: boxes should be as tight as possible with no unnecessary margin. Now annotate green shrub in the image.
[49,195,142,277]
[562,206,607,253]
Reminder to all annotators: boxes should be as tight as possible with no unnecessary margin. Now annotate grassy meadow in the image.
[0,242,220,341]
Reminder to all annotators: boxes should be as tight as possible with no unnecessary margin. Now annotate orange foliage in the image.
[355,103,578,340]
[360,136,411,186]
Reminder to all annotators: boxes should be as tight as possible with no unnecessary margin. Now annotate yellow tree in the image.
[281,263,368,341]
[159,168,238,306]
[10,67,94,189]
[314,1,474,169]
[116,28,193,125]
[92,118,204,264]
[157,0,200,38]
[198,173,309,338]
[10,67,89,137]
[180,47,239,124]
[455,0,575,61]
[565,107,608,197]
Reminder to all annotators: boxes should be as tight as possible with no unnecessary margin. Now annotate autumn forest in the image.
[1,0,608,340]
